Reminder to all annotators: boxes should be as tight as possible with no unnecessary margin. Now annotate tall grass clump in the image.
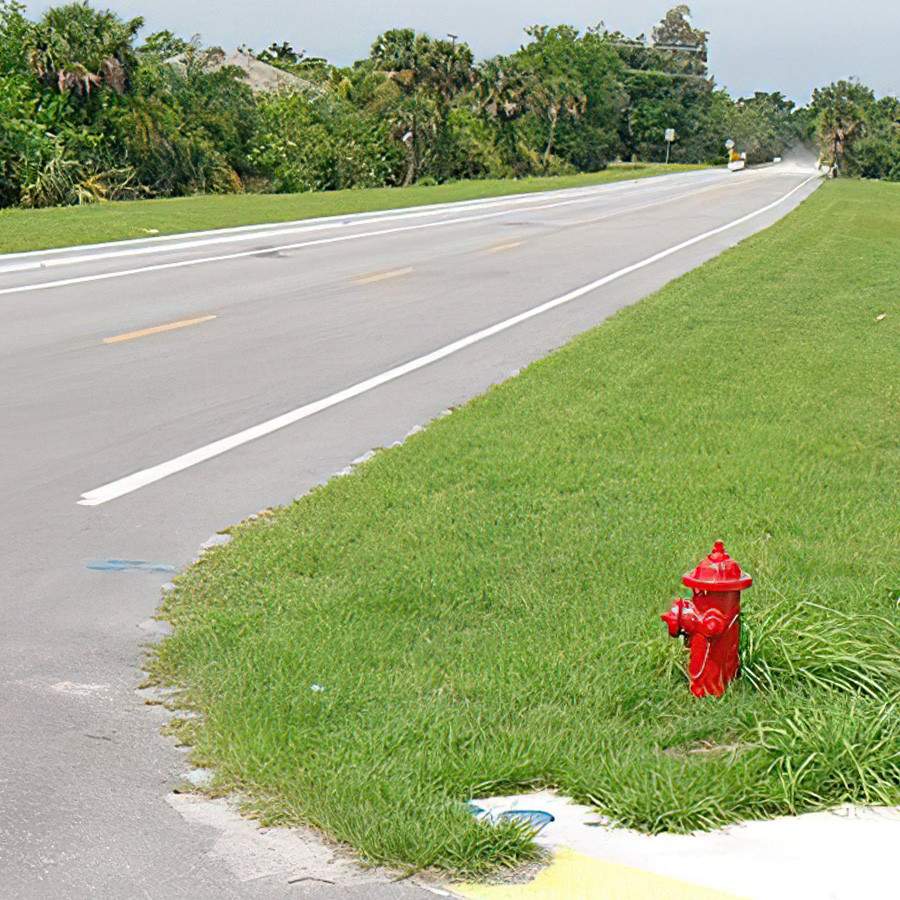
[742,598,899,698]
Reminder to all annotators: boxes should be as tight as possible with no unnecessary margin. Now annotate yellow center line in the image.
[103,314,217,345]
[485,241,525,254]
[352,267,414,285]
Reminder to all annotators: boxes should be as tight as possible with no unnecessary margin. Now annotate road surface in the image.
[0,164,820,898]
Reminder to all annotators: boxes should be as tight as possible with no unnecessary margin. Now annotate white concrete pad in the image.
[471,790,900,899]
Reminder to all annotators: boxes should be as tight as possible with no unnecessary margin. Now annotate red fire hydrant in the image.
[661,541,752,698]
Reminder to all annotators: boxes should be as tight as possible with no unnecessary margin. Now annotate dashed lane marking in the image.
[103,314,216,344]
[352,267,414,285]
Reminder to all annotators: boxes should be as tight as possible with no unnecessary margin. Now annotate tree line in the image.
[1,1,897,210]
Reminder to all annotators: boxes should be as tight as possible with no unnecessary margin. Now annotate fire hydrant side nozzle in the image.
[661,541,752,698]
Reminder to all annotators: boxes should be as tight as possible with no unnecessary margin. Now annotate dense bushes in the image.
[0,1,896,210]
[249,92,402,192]
[114,54,258,195]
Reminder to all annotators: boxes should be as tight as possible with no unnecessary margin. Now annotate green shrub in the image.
[250,91,401,193]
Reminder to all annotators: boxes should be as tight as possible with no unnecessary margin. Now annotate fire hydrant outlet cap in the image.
[682,540,752,592]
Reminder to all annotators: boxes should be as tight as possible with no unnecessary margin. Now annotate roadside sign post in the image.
[664,128,676,164]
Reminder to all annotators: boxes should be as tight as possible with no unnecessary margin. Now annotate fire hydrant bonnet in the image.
[682,540,752,592]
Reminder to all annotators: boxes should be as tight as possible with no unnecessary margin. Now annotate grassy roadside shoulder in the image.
[152,180,899,878]
[0,163,706,255]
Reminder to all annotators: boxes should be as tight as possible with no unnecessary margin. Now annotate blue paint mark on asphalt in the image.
[86,560,176,573]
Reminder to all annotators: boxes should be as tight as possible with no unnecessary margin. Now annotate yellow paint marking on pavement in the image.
[453,848,744,900]
[352,266,414,285]
[103,315,217,345]
[485,241,525,254]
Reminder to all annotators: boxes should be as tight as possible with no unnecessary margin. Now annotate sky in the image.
[21,1,900,104]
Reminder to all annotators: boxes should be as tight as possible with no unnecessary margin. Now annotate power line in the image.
[653,44,706,54]
[605,39,705,54]
[623,68,710,81]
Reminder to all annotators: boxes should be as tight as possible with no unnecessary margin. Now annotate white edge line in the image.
[77,173,819,506]
[0,172,775,298]
[0,169,721,265]
[0,183,609,264]
[3,193,602,296]
[0,188,606,274]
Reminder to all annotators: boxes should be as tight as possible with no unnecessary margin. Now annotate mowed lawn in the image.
[153,180,899,878]
[0,163,703,254]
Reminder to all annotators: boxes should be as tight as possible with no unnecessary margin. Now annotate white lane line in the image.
[77,174,818,507]
[0,192,645,296]
[0,188,614,276]
[1,174,763,298]
[0,180,689,275]
[0,171,721,267]
[0,187,607,268]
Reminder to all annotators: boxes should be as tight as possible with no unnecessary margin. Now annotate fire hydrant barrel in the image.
[661,541,751,698]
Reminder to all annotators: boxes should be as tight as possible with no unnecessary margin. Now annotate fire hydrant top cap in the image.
[682,540,752,592]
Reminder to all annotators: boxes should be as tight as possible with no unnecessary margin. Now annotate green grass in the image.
[152,180,900,878]
[0,163,705,254]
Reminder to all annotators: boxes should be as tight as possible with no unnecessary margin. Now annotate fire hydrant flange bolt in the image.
[661,541,752,698]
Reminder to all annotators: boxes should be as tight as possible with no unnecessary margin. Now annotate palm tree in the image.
[813,80,872,174]
[529,73,587,167]
[370,29,424,184]
[421,38,473,110]
[476,58,526,124]
[370,29,473,185]
[511,26,589,170]
[28,1,143,96]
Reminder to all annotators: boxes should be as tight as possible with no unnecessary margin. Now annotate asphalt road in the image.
[0,164,820,898]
